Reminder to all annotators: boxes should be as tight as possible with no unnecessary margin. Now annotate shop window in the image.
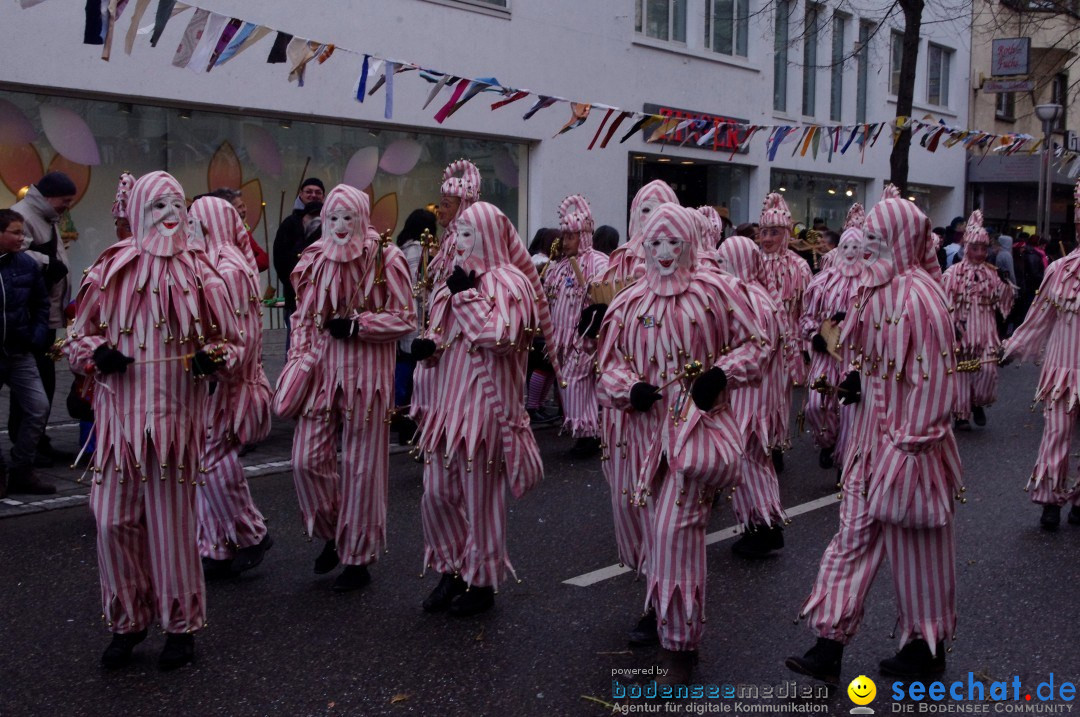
[889,31,903,96]
[855,21,873,123]
[926,43,951,107]
[774,0,790,112]
[636,0,687,43]
[829,13,847,122]
[802,4,821,117]
[705,0,749,57]
[995,91,1016,121]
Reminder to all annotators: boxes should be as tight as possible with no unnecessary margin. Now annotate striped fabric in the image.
[196,431,267,559]
[761,249,812,388]
[603,180,679,285]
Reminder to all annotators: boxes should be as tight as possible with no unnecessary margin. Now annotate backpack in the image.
[1020,247,1045,296]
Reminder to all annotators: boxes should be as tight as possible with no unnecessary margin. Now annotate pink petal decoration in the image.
[240,178,264,233]
[47,155,91,207]
[208,141,243,191]
[0,99,37,145]
[243,124,283,178]
[377,139,422,175]
[342,146,379,190]
[493,149,520,189]
[0,144,44,196]
[39,104,101,166]
[370,192,399,237]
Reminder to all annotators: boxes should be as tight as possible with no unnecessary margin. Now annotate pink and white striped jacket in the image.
[942,261,1014,358]
[65,171,243,478]
[274,185,416,420]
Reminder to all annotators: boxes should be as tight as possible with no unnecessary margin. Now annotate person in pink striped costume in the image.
[799,204,867,472]
[543,194,608,457]
[411,201,555,617]
[410,160,482,427]
[597,203,769,685]
[787,186,964,685]
[1001,180,1080,531]
[757,193,812,471]
[188,197,274,578]
[715,235,788,559]
[602,179,680,286]
[273,185,416,593]
[943,209,1014,430]
[65,171,244,671]
[697,205,725,249]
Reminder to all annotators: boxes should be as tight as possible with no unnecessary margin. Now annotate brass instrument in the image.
[413,227,439,330]
[790,228,832,271]
[539,236,561,282]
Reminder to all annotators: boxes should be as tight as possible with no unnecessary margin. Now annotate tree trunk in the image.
[889,0,924,193]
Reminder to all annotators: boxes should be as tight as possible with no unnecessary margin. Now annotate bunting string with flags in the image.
[27,0,1080,168]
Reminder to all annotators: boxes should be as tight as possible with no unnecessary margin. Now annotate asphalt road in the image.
[1,337,1079,716]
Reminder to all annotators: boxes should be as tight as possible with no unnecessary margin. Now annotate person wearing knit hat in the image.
[543,194,608,457]
[942,209,1014,431]
[798,203,867,472]
[756,192,813,471]
[272,177,327,345]
[1001,179,1080,531]
[596,203,770,684]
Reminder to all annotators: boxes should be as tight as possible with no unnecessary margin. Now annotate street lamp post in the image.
[1034,103,1064,240]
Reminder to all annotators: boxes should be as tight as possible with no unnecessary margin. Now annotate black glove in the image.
[831,311,847,322]
[411,338,437,361]
[326,318,357,339]
[629,382,662,412]
[838,370,862,405]
[690,366,727,412]
[192,349,224,377]
[811,333,829,354]
[801,350,811,365]
[446,266,477,295]
[92,345,134,375]
[577,303,608,339]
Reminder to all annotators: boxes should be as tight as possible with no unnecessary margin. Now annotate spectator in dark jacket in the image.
[272,178,324,342]
[0,209,55,497]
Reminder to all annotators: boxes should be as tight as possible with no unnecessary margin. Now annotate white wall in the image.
[3,0,970,242]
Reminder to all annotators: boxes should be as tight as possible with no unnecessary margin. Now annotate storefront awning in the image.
[967,153,1075,184]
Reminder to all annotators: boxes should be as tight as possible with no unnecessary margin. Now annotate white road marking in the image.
[562,493,840,587]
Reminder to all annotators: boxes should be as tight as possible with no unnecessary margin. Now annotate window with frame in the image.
[995,91,1016,120]
[856,21,873,123]
[636,0,688,43]
[705,0,749,57]
[829,14,847,122]
[927,43,951,106]
[889,31,903,96]
[1051,73,1068,131]
[802,4,821,117]
[774,0,790,112]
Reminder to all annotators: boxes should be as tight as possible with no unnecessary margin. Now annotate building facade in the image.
[2,0,970,290]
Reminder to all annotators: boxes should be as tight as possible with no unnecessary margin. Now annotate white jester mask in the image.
[150,194,186,239]
[318,185,374,263]
[639,203,699,296]
[453,219,481,268]
[839,233,863,264]
[629,180,679,243]
[327,207,358,246]
[127,171,191,257]
[863,228,887,266]
[645,235,685,277]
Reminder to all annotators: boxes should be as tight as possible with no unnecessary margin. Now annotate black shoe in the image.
[953,419,971,431]
[202,557,233,580]
[7,473,57,495]
[448,585,495,616]
[423,573,467,612]
[1041,504,1062,532]
[972,406,987,426]
[879,639,945,678]
[314,540,339,574]
[772,449,785,473]
[528,408,560,426]
[568,436,601,458]
[32,452,55,469]
[39,438,75,462]
[332,565,371,593]
[732,524,784,559]
[818,447,834,470]
[231,533,273,574]
[101,629,147,669]
[397,417,417,445]
[785,637,844,686]
[657,648,698,686]
[627,609,659,647]
[237,443,256,457]
[1068,506,1080,526]
[158,633,195,671]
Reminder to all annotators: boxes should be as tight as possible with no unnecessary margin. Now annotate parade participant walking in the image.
[188,197,273,577]
[943,210,1014,429]
[787,188,963,685]
[715,235,787,559]
[1001,182,1080,531]
[64,171,243,670]
[757,193,812,470]
[412,202,554,617]
[597,203,768,684]
[543,194,608,457]
[799,204,867,470]
[273,185,416,592]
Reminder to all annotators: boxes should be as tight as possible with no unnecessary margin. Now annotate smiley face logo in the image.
[847,675,876,706]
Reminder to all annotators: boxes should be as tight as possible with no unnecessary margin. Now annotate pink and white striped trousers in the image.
[90,451,205,634]
[197,430,267,560]
[804,352,842,451]
[954,360,999,421]
[1028,402,1080,507]
[291,389,389,566]
[602,410,653,572]
[730,444,785,528]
